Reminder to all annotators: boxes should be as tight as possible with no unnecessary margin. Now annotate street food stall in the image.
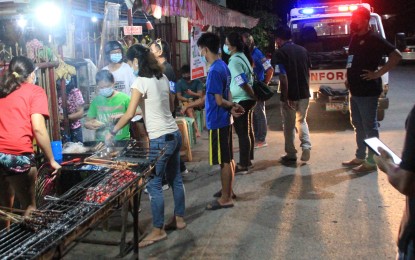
[0,140,166,259]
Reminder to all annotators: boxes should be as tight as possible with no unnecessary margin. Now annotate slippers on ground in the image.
[138,234,167,248]
[213,190,237,199]
[205,200,234,211]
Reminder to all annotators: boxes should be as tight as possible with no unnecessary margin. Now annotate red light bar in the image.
[338,6,349,12]
[338,5,359,12]
[349,5,358,11]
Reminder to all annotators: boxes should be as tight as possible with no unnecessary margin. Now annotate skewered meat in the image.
[84,170,137,204]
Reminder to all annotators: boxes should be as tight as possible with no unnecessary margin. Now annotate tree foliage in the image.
[250,10,280,53]
[224,0,280,53]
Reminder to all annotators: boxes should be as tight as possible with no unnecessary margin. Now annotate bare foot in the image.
[196,131,201,138]
[138,228,167,248]
[164,216,186,230]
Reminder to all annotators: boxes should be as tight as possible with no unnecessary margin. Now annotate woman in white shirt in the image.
[106,44,185,248]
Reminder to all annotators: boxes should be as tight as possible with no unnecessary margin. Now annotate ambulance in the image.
[288,2,389,120]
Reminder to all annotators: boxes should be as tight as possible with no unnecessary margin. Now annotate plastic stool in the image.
[194,110,205,133]
[182,117,196,147]
[175,118,192,162]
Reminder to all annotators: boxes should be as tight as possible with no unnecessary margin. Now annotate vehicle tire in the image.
[377,109,385,121]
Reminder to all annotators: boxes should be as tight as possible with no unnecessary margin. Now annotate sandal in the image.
[206,200,234,211]
[213,190,237,199]
[138,233,167,248]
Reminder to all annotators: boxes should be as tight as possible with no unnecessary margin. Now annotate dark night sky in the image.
[271,0,415,33]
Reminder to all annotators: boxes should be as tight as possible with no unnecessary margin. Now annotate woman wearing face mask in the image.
[102,41,135,95]
[0,56,61,229]
[105,44,185,248]
[224,32,256,174]
[84,70,131,141]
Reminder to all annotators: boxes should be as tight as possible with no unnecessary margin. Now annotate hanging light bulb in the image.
[17,16,27,29]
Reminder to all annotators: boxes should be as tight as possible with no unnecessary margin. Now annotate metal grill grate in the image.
[0,140,165,259]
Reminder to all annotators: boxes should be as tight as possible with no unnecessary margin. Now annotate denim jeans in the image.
[253,100,267,142]
[397,240,415,260]
[234,99,256,167]
[147,130,184,228]
[281,98,311,158]
[70,127,83,143]
[349,95,379,164]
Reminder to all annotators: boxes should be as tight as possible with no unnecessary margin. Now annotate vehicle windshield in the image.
[291,16,381,68]
[291,16,381,52]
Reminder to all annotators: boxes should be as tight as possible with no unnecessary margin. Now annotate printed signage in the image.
[123,26,143,36]
[190,27,207,80]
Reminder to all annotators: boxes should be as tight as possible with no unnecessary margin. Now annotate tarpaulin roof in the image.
[191,0,259,28]
[141,0,259,29]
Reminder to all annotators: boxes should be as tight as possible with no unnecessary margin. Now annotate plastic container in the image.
[51,140,63,163]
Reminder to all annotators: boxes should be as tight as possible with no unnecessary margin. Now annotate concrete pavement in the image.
[64,95,405,260]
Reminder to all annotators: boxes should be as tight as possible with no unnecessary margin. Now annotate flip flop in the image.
[213,190,237,199]
[164,222,187,231]
[138,234,167,248]
[205,200,234,211]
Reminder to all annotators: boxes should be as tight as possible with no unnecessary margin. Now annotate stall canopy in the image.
[141,0,259,29]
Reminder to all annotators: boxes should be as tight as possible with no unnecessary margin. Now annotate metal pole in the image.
[133,185,139,259]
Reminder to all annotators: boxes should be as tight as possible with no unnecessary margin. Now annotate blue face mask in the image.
[201,55,207,64]
[133,69,139,77]
[99,87,114,98]
[110,53,122,63]
[223,44,231,55]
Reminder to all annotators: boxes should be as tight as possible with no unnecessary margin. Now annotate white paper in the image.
[131,115,143,122]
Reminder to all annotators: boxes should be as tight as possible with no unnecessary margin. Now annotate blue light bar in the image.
[300,8,315,15]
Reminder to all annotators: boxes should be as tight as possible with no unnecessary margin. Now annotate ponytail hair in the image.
[0,56,35,98]
[226,31,254,67]
[126,44,163,79]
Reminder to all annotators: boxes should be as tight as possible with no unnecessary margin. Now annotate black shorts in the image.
[209,125,233,165]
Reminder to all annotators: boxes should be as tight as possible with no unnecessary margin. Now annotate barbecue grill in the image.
[0,140,165,259]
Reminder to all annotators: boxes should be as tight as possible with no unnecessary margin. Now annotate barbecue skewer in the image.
[84,161,137,170]
[84,159,138,166]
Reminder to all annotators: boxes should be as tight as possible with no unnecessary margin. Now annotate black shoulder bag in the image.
[236,56,274,101]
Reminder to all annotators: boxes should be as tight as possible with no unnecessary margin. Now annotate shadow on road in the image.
[261,167,370,200]
[266,94,353,133]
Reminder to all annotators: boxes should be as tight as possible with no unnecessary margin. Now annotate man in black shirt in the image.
[342,7,401,173]
[272,25,312,164]
[375,104,415,259]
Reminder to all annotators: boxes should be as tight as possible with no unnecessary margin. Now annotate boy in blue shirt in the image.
[197,32,244,210]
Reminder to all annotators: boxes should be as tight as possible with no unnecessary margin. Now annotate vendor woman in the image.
[84,70,131,141]
[106,44,185,248]
[0,56,61,229]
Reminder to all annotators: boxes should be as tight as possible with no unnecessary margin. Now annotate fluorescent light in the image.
[36,2,61,27]
[17,17,27,29]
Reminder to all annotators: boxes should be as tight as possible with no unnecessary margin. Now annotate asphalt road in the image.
[64,63,415,260]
